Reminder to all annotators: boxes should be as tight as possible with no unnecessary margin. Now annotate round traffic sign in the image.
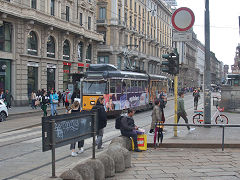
[171,7,195,32]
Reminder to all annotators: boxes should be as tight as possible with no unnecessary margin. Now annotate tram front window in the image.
[83,81,107,95]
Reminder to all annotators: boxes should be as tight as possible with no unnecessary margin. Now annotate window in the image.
[98,56,109,64]
[129,16,132,27]
[143,8,144,18]
[124,12,127,26]
[27,31,38,55]
[77,42,83,61]
[118,9,121,24]
[117,56,122,70]
[79,13,83,26]
[86,44,92,61]
[88,16,91,30]
[47,36,55,58]
[134,18,136,29]
[50,0,55,16]
[99,7,106,19]
[138,20,140,32]
[0,22,12,52]
[31,0,36,9]
[66,6,70,22]
[139,5,141,15]
[134,2,137,12]
[130,0,132,9]
[63,40,70,60]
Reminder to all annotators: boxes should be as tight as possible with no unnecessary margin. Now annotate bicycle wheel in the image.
[193,114,204,124]
[215,114,228,124]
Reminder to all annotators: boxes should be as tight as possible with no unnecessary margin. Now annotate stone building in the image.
[0,0,103,105]
[95,0,173,75]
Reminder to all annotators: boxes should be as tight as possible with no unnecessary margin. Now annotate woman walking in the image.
[69,101,84,157]
[49,90,58,116]
[41,91,49,117]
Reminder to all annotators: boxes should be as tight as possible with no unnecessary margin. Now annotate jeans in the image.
[51,103,58,116]
[121,130,138,150]
[70,140,84,150]
[41,104,47,117]
[31,100,36,109]
[177,112,190,130]
[96,128,104,149]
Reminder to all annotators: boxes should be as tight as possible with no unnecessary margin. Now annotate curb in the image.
[147,143,240,149]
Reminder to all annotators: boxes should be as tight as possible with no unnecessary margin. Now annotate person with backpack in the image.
[69,101,84,157]
[49,90,58,116]
[120,108,142,152]
[193,89,200,110]
[92,97,107,149]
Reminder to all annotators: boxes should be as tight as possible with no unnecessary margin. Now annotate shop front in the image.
[27,62,38,98]
[47,64,56,91]
[63,62,71,91]
[0,59,11,92]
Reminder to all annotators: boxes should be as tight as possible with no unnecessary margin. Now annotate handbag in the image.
[52,99,58,104]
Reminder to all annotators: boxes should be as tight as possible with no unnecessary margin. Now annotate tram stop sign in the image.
[171,7,195,32]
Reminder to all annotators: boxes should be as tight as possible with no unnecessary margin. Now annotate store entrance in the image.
[27,66,38,98]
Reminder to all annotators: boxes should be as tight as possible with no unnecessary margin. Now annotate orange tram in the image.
[81,64,168,115]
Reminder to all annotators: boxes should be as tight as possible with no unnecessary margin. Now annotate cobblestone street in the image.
[107,148,240,180]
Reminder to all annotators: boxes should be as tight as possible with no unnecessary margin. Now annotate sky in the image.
[176,0,240,66]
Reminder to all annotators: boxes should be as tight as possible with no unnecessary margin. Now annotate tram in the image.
[81,64,168,115]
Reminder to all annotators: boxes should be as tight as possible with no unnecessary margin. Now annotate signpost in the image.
[171,7,195,137]
[42,111,97,177]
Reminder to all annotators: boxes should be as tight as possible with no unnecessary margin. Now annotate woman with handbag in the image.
[50,90,59,116]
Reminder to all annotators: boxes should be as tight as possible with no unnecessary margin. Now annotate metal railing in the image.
[160,123,240,151]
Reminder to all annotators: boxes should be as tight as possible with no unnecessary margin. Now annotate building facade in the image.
[231,44,240,74]
[96,0,173,75]
[0,0,103,105]
[195,39,205,87]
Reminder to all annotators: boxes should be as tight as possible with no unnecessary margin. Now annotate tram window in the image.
[138,81,141,92]
[122,80,126,93]
[110,79,116,93]
[116,80,122,93]
[83,81,107,94]
[126,80,131,92]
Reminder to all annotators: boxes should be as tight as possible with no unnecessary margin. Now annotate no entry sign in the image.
[171,7,195,32]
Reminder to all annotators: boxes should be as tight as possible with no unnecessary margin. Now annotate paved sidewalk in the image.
[107,148,240,180]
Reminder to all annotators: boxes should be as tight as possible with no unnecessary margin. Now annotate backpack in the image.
[115,115,123,129]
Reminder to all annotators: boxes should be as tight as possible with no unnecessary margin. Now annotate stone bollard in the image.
[72,161,95,180]
[60,169,83,180]
[85,159,105,180]
[110,136,132,151]
[107,144,125,172]
[96,153,115,178]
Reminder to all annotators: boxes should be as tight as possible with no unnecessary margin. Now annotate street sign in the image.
[171,7,195,32]
[173,32,193,42]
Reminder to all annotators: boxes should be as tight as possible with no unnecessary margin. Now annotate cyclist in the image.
[193,89,200,110]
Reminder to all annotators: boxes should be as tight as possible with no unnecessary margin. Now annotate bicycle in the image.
[153,120,164,148]
[192,97,228,124]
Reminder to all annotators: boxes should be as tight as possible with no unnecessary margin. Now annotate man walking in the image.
[5,90,13,109]
[120,108,142,152]
[193,89,200,110]
[50,90,58,116]
[177,92,195,131]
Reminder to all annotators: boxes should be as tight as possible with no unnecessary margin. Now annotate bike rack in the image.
[159,123,240,151]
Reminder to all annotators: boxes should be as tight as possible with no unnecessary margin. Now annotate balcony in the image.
[0,1,103,42]
[97,19,107,27]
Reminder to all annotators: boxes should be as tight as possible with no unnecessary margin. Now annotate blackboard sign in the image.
[42,111,97,152]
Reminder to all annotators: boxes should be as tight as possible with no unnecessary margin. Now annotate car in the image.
[0,100,8,122]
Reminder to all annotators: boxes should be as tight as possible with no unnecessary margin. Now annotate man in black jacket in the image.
[92,97,107,149]
[120,109,142,152]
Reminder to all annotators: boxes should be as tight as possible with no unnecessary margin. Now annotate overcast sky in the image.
[176,0,240,66]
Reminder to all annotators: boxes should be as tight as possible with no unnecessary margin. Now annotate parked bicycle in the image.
[192,97,228,124]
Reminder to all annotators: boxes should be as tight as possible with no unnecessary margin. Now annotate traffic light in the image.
[161,50,179,75]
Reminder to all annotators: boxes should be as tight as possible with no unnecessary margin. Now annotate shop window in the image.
[27,31,38,55]
[77,42,83,61]
[27,66,38,98]
[0,22,12,52]
[63,40,70,60]
[86,44,92,61]
[78,67,84,73]
[0,60,11,92]
[98,56,109,64]
[47,68,55,91]
[47,36,55,58]
[63,65,70,90]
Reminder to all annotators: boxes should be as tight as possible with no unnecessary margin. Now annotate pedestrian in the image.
[177,92,195,131]
[31,91,37,109]
[49,90,58,116]
[64,89,72,111]
[148,99,162,135]
[62,91,65,107]
[5,90,13,109]
[0,91,6,103]
[41,91,48,117]
[69,101,84,157]
[57,91,62,107]
[120,108,142,152]
[92,97,107,149]
[193,89,200,110]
